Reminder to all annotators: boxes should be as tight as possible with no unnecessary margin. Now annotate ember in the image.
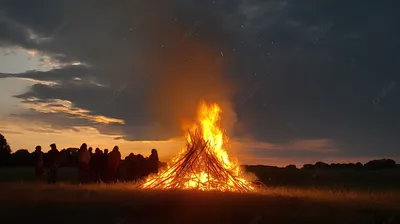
[142,101,254,192]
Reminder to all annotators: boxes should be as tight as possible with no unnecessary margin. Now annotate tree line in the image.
[0,134,398,170]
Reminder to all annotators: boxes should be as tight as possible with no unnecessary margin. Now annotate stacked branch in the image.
[142,129,254,193]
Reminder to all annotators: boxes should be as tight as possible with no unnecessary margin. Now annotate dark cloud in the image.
[0,65,89,82]
[1,0,400,159]
[0,15,33,48]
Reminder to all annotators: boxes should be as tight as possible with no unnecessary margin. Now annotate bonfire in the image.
[142,101,254,192]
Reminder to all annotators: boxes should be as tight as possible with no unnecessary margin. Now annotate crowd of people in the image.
[33,143,159,184]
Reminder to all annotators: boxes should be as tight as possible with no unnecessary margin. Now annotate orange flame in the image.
[142,101,254,192]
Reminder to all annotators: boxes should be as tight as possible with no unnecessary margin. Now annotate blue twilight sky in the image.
[0,0,399,166]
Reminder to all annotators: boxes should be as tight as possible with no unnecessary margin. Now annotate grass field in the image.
[1,182,399,224]
[0,167,78,183]
[1,167,400,223]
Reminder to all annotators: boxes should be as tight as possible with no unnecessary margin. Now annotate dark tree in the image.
[364,159,396,170]
[314,161,330,170]
[10,149,33,166]
[0,134,12,166]
[285,164,297,170]
[302,164,314,170]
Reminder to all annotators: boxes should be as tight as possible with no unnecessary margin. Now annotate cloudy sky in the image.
[0,0,399,166]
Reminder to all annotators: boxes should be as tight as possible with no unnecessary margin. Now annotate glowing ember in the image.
[142,101,254,192]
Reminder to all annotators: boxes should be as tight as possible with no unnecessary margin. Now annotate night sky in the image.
[0,0,399,166]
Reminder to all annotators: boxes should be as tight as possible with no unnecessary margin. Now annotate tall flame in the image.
[142,101,253,192]
[192,102,235,171]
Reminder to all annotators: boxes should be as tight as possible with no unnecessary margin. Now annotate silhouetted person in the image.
[101,149,109,182]
[133,154,146,180]
[107,146,121,183]
[89,147,93,159]
[88,146,93,180]
[78,143,90,183]
[89,147,98,182]
[46,144,60,184]
[34,145,44,182]
[147,149,159,175]
[91,148,103,183]
[125,153,135,181]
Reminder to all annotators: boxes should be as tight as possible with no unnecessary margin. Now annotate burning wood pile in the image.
[142,101,254,192]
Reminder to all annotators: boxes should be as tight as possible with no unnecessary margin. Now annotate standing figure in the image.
[101,149,109,182]
[147,149,159,175]
[134,154,146,180]
[107,146,121,183]
[89,148,97,182]
[92,148,103,183]
[88,147,93,157]
[46,144,60,184]
[34,145,44,182]
[78,143,90,183]
[88,147,93,181]
[125,153,135,181]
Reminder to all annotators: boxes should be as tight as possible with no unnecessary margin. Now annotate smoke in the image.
[147,26,238,138]
[73,0,240,140]
[242,171,259,183]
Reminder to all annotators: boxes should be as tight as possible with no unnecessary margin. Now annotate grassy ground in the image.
[1,182,399,224]
[1,167,400,223]
[246,166,400,191]
[0,167,77,182]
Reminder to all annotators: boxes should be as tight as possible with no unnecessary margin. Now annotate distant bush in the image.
[364,159,396,170]
[285,164,297,170]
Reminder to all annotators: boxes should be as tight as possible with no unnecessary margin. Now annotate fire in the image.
[142,101,254,192]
